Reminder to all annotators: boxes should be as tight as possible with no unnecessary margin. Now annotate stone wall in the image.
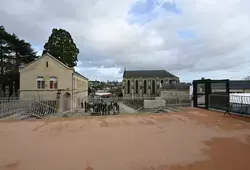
[144,99,165,108]
[123,77,179,99]
[160,90,190,103]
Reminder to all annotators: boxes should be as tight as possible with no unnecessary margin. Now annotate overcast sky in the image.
[1,0,250,82]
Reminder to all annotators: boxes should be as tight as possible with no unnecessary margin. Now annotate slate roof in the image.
[123,70,178,79]
[161,83,191,90]
[209,81,250,90]
[74,71,88,80]
[230,81,250,89]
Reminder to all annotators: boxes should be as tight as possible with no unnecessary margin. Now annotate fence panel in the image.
[0,95,192,120]
[208,94,250,115]
[0,98,61,120]
[230,94,250,115]
[209,94,230,112]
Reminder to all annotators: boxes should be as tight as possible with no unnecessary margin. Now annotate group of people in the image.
[81,100,120,115]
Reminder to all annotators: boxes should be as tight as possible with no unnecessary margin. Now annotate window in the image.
[152,80,156,94]
[135,80,139,94]
[127,80,130,94]
[46,61,48,67]
[161,80,164,84]
[37,76,45,89]
[50,77,58,89]
[144,80,147,94]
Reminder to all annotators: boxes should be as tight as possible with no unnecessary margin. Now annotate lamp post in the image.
[57,90,61,99]
[56,90,61,110]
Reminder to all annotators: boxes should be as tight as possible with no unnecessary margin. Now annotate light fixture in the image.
[56,90,61,99]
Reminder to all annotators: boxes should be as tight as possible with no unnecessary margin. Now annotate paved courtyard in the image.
[0,108,250,170]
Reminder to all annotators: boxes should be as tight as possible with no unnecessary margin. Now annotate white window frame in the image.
[49,77,58,89]
[37,77,45,89]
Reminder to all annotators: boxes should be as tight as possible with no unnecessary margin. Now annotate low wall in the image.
[144,99,165,108]
[160,90,189,103]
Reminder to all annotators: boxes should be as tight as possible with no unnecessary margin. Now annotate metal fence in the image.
[208,94,250,115]
[0,95,191,120]
[0,98,61,120]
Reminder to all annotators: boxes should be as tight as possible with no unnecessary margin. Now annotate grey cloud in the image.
[1,0,250,81]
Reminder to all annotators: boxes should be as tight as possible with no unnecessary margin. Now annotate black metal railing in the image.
[208,94,250,115]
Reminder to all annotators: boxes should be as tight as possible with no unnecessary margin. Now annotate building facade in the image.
[122,70,179,99]
[19,53,88,111]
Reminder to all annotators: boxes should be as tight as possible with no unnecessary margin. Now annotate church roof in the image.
[123,70,178,79]
[161,83,190,90]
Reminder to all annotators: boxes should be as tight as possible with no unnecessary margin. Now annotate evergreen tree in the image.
[0,26,37,97]
[43,28,79,67]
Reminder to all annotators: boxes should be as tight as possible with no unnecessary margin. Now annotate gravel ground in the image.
[0,108,250,170]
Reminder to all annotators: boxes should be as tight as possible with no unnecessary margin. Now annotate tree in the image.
[43,28,79,67]
[0,26,37,97]
[88,87,92,95]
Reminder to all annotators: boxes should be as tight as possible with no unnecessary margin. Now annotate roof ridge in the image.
[74,71,88,80]
[45,53,73,70]
[123,69,178,78]
[20,53,74,70]
[125,69,165,71]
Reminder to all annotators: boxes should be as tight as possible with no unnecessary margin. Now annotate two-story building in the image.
[19,53,88,112]
[122,69,179,99]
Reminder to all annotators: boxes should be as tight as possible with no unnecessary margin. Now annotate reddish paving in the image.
[0,108,250,170]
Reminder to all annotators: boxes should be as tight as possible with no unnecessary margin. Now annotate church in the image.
[122,69,179,99]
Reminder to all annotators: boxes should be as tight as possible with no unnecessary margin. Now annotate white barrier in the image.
[230,93,250,104]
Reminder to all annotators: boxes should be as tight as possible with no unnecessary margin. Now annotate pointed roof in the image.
[19,53,73,70]
[19,53,88,80]
[123,70,178,79]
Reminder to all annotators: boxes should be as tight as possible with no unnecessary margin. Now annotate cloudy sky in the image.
[1,0,250,82]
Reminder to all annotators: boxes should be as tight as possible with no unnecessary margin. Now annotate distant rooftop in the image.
[123,70,178,79]
[197,80,250,90]
[230,80,250,89]
[161,83,191,90]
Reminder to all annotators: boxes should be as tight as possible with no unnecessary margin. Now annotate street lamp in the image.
[56,90,61,111]
[56,90,61,99]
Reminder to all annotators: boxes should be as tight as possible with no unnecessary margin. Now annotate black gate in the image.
[193,79,229,110]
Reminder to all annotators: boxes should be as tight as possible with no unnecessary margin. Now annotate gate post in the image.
[205,81,211,109]
[193,81,197,107]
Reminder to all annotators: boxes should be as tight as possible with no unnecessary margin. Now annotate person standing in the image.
[84,101,87,112]
[81,101,83,109]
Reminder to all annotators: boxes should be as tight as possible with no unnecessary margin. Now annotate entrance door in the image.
[63,92,71,111]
